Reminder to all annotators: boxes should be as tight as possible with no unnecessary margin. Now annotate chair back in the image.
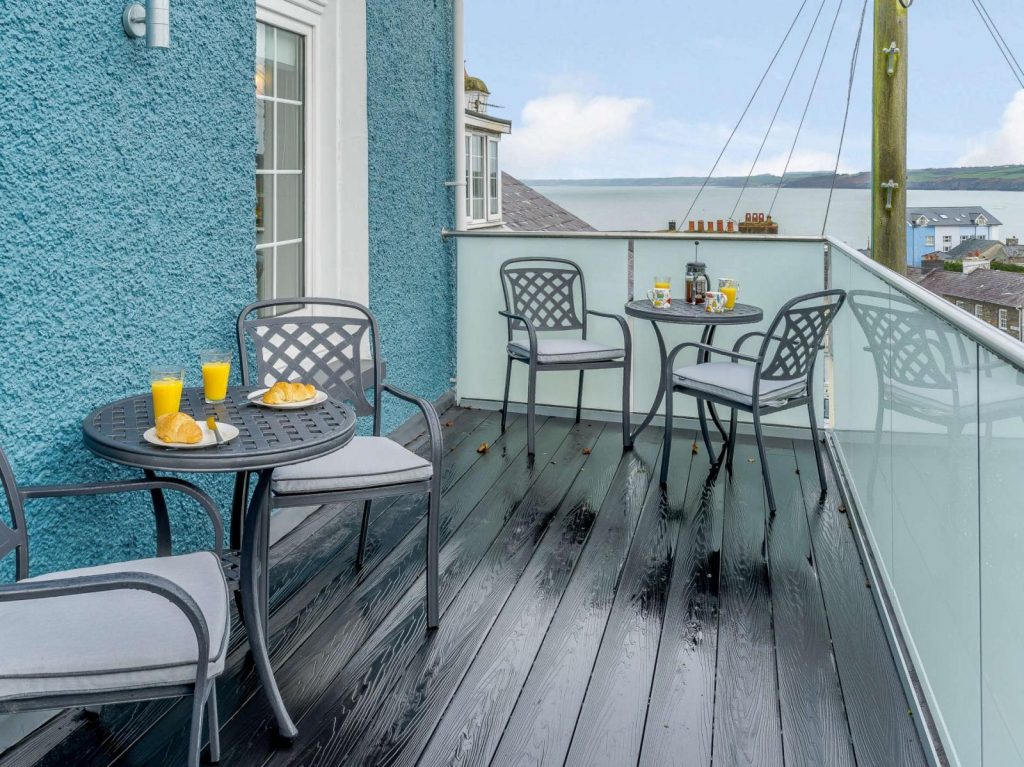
[238,298,383,434]
[758,289,846,384]
[847,289,960,394]
[499,257,588,340]
[0,446,29,580]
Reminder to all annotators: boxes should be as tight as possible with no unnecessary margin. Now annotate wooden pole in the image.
[872,0,908,274]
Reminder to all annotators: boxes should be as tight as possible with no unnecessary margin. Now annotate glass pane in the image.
[275,29,304,101]
[979,353,1024,764]
[256,99,274,170]
[256,24,274,98]
[276,103,303,171]
[275,242,304,300]
[276,174,303,242]
[256,175,273,245]
[471,135,484,220]
[256,247,273,301]
[488,140,499,215]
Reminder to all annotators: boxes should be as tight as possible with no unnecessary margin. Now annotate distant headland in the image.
[527,165,1024,192]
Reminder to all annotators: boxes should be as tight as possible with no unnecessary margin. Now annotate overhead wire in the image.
[822,0,869,236]
[730,0,832,221]
[681,0,812,225]
[768,0,847,217]
[969,0,1024,89]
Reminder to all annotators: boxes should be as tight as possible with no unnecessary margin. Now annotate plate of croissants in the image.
[143,412,240,449]
[247,380,327,409]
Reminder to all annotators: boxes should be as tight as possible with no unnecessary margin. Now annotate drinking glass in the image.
[719,277,739,310]
[200,350,232,403]
[151,367,185,421]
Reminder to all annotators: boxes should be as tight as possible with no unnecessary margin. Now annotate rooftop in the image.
[6,407,925,766]
[947,238,1005,259]
[906,206,1002,227]
[501,173,596,233]
[918,267,1024,307]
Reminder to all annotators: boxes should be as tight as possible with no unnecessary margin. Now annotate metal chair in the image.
[498,257,632,456]
[0,447,228,767]
[663,289,846,512]
[237,298,443,629]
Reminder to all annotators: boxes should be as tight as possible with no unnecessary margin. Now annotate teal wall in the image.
[366,0,457,433]
[0,0,456,577]
[0,1,256,576]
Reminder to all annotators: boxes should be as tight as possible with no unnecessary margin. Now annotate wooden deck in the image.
[2,405,926,767]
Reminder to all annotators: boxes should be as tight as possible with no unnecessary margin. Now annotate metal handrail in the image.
[442,228,824,243]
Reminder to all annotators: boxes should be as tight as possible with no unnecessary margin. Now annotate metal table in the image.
[82,385,357,739]
[625,299,763,466]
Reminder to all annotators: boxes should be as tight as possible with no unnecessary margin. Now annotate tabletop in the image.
[624,299,764,325]
[83,386,357,472]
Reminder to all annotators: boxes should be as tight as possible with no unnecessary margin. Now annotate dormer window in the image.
[914,215,928,227]
[975,214,988,226]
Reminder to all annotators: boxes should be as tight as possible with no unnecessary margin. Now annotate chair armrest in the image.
[20,479,224,557]
[0,571,213,681]
[381,383,444,471]
[666,341,760,371]
[586,309,632,349]
[498,310,539,355]
[733,331,787,355]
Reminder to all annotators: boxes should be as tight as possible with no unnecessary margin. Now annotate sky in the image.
[465,0,1024,179]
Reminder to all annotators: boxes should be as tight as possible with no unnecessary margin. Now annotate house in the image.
[905,206,1002,266]
[917,268,1024,339]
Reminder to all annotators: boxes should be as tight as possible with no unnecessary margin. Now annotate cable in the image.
[969,0,1024,89]
[681,0,811,225]
[730,0,832,221]
[769,0,846,216]
[822,0,869,236]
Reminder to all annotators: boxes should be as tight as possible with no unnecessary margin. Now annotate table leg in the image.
[230,471,249,552]
[240,468,297,739]
[143,469,172,557]
[629,320,668,443]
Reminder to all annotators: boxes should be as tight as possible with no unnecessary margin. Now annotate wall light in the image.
[123,0,170,49]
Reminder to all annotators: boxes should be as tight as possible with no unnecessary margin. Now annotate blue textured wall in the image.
[0,1,256,576]
[366,0,456,433]
[906,226,934,267]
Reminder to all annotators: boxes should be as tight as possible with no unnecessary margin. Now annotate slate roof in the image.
[501,173,596,232]
[947,239,1005,259]
[906,206,1002,227]
[918,268,1024,308]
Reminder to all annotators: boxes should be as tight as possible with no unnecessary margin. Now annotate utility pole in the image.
[872,0,908,275]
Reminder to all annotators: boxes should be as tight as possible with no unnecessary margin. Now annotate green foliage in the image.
[943,260,963,272]
[991,261,1024,273]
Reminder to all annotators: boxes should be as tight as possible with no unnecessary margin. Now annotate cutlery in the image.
[206,417,225,445]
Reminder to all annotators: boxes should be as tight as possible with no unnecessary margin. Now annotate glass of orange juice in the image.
[151,367,185,421]
[200,350,232,403]
[719,277,738,310]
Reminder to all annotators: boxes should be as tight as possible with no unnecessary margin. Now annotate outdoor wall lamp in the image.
[883,41,900,77]
[123,0,170,49]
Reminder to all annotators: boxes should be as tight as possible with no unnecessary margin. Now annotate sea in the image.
[536,186,1024,248]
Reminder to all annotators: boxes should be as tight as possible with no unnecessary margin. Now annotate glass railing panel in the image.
[978,352,1024,765]
[632,238,826,427]
[830,250,895,576]
[455,236,629,412]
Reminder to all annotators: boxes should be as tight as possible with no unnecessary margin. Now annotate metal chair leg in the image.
[807,401,827,497]
[357,499,372,568]
[526,365,538,457]
[697,400,715,462]
[207,684,221,764]
[501,357,513,433]
[187,688,207,767]
[726,408,738,473]
[753,409,777,513]
[575,370,585,423]
[426,482,440,630]
[660,385,674,486]
[621,361,632,449]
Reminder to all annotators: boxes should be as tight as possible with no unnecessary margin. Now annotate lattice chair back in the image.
[500,257,588,339]
[758,289,847,384]
[847,290,958,392]
[0,445,29,581]
[238,298,383,429]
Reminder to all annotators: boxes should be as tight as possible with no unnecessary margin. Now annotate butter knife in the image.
[206,417,225,445]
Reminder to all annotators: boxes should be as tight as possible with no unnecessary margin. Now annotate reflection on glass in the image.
[276,103,303,171]
[275,29,303,101]
[276,174,303,242]
[256,99,273,170]
[471,134,484,220]
[256,24,273,97]
[257,248,273,301]
[256,175,273,245]
[276,242,304,299]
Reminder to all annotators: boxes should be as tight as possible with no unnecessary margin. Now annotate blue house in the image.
[905,206,1002,266]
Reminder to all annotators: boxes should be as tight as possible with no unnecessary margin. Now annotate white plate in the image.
[247,388,328,409]
[143,421,240,449]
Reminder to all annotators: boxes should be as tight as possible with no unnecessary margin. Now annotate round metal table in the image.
[625,299,764,466]
[83,385,357,738]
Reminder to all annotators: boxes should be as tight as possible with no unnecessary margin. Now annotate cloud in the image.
[502,93,650,178]
[958,89,1024,165]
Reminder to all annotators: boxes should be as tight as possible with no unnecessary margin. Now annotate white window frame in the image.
[975,304,984,319]
[925,235,935,247]
[955,300,965,309]
[487,137,501,222]
[999,308,1008,330]
[465,129,502,226]
[943,235,953,244]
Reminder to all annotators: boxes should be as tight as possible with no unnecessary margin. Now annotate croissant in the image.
[156,412,203,444]
[262,380,316,404]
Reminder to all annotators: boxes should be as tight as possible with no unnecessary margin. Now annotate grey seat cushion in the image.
[0,551,229,701]
[673,362,806,407]
[507,338,625,364]
[273,436,433,495]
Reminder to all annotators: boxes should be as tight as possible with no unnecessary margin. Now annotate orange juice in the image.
[151,377,184,420]
[654,281,671,289]
[202,361,231,402]
[722,285,737,309]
